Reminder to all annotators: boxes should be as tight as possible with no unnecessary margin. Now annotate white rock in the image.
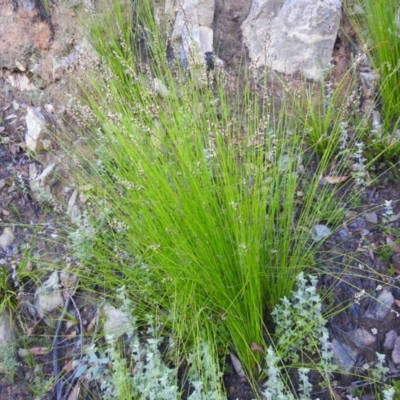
[0,308,16,346]
[372,110,382,137]
[29,163,38,180]
[241,0,285,62]
[103,304,133,342]
[44,104,55,114]
[312,224,331,241]
[15,60,26,72]
[172,0,215,62]
[153,78,170,98]
[34,271,64,319]
[242,0,341,81]
[29,163,56,200]
[0,227,14,251]
[7,73,35,91]
[67,190,81,222]
[25,107,46,152]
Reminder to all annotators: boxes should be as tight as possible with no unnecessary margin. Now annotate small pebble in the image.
[338,229,349,240]
[0,227,14,251]
[384,330,398,349]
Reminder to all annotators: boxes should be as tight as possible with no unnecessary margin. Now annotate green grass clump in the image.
[65,0,371,394]
[345,0,400,160]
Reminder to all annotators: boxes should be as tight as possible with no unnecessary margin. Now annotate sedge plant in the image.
[63,0,377,394]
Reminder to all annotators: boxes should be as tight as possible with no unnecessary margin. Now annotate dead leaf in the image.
[28,347,49,355]
[250,342,265,353]
[66,382,80,400]
[386,236,395,245]
[332,389,343,400]
[393,266,400,275]
[63,359,73,373]
[393,246,400,254]
[86,315,98,333]
[67,331,77,340]
[26,327,35,337]
[388,212,400,223]
[8,143,17,155]
[385,236,400,253]
[26,318,42,337]
[324,175,350,184]
[356,246,374,260]
[15,141,26,149]
[395,299,400,308]
[345,210,357,218]
[230,353,245,378]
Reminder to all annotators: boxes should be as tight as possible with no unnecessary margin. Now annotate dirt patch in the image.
[213,0,252,68]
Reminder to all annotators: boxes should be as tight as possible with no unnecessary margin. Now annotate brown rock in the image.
[0,2,52,70]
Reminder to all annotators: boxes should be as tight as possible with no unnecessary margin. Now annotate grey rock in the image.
[338,229,349,240]
[312,224,331,241]
[384,330,398,350]
[346,328,376,349]
[365,213,378,224]
[0,308,16,346]
[349,218,366,229]
[392,337,400,364]
[331,338,357,372]
[363,289,394,322]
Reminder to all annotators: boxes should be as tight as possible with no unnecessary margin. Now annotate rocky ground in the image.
[1,1,400,399]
